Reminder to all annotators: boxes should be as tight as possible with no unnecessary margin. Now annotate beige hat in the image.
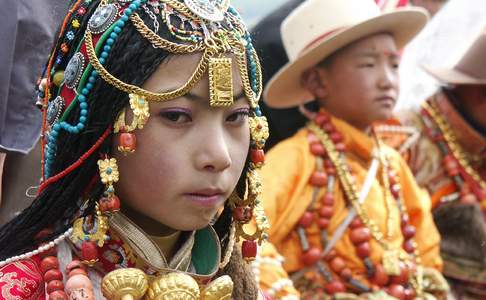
[423,29,486,85]
[264,0,428,108]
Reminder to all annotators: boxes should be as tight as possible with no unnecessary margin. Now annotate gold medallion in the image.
[209,57,233,107]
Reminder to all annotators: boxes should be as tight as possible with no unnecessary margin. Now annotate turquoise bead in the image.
[99,58,106,64]
[106,38,115,45]
[116,20,125,28]
[53,124,61,131]
[113,26,122,34]
[86,83,94,90]
[80,102,88,109]
[82,88,90,95]
[124,8,132,15]
[76,123,85,131]
[80,109,88,116]
[79,116,87,123]
[78,95,86,102]
[101,52,109,58]
[103,45,111,52]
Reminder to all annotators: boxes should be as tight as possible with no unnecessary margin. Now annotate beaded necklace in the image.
[421,98,486,207]
[294,111,423,299]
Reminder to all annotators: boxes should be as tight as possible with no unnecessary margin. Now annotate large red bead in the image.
[317,218,330,229]
[44,269,63,282]
[402,225,416,239]
[388,284,405,300]
[310,142,326,156]
[250,149,265,164]
[321,193,334,205]
[403,239,415,253]
[81,241,99,262]
[324,280,346,294]
[350,227,371,244]
[242,240,257,260]
[99,195,121,213]
[302,246,322,266]
[40,256,60,273]
[310,171,327,187]
[330,257,346,273]
[371,264,389,286]
[298,211,314,228]
[318,205,333,218]
[49,290,68,300]
[356,242,371,258]
[118,132,136,153]
[46,280,64,293]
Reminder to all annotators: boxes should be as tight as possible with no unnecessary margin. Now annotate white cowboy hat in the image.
[264,0,428,108]
[423,29,486,85]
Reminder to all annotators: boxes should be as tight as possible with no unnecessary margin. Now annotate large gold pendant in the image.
[209,57,233,107]
[382,250,401,276]
[70,214,109,247]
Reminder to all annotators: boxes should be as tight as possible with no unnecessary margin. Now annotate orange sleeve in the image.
[394,152,443,271]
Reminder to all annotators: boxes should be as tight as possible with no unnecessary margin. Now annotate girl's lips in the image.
[184,192,225,208]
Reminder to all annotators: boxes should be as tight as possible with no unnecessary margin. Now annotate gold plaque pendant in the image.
[382,249,401,276]
[209,57,233,107]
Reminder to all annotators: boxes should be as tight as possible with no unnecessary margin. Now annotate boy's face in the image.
[303,33,400,130]
[453,84,486,132]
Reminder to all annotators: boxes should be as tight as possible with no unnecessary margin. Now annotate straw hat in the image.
[265,0,428,108]
[423,29,486,85]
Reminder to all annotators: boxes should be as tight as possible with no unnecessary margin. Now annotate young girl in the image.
[254,0,450,299]
[0,0,272,299]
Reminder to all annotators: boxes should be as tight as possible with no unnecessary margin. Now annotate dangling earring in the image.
[114,93,150,155]
[70,156,120,265]
[230,114,270,262]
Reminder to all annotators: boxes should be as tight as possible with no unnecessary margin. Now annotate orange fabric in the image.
[258,115,442,287]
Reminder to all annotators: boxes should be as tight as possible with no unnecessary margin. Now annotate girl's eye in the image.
[226,109,250,123]
[159,111,192,124]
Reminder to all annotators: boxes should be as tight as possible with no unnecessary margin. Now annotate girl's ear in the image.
[301,67,328,99]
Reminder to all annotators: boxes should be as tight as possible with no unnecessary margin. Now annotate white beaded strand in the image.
[0,228,73,268]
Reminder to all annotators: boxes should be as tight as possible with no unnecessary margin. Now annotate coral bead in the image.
[68,268,88,278]
[310,142,326,156]
[40,256,60,273]
[325,280,346,294]
[315,114,329,126]
[49,290,68,300]
[81,241,99,262]
[371,264,389,286]
[310,171,327,187]
[65,274,94,298]
[335,143,346,152]
[403,239,415,253]
[330,257,346,273]
[388,284,405,300]
[391,263,409,285]
[66,260,86,273]
[356,242,371,258]
[324,249,337,261]
[38,243,57,258]
[340,268,353,280]
[321,193,334,205]
[46,280,64,293]
[326,166,336,175]
[402,225,416,239]
[317,218,330,229]
[404,288,416,300]
[118,132,136,153]
[99,195,121,213]
[318,205,333,218]
[349,218,363,229]
[298,211,314,228]
[330,132,343,143]
[322,123,335,133]
[44,269,63,282]
[250,149,265,164]
[302,247,322,266]
[242,240,257,260]
[350,227,371,244]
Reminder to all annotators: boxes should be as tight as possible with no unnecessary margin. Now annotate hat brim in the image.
[265,8,428,108]
[422,65,486,85]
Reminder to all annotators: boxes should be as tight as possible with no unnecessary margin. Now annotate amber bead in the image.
[40,256,60,273]
[49,290,68,300]
[402,225,416,239]
[356,242,371,258]
[324,280,346,294]
[310,142,326,156]
[321,193,334,205]
[371,264,389,286]
[118,132,137,153]
[81,241,99,262]
[388,284,405,300]
[302,246,322,266]
[250,149,265,164]
[318,205,333,218]
[46,280,64,293]
[317,218,330,229]
[242,240,257,260]
[310,171,327,187]
[330,257,346,273]
[99,195,121,213]
[298,211,314,228]
[350,227,371,244]
[44,269,63,282]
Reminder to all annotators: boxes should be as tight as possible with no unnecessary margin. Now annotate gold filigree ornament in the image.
[70,205,110,248]
[114,93,150,133]
[201,275,234,300]
[249,116,269,149]
[101,268,149,300]
[98,158,120,186]
[146,272,200,300]
[209,56,233,107]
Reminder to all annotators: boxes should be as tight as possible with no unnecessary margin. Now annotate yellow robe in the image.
[257,115,443,297]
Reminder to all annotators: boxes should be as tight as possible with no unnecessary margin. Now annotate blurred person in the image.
[409,0,447,16]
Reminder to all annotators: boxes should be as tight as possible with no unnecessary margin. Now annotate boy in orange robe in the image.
[253,0,449,298]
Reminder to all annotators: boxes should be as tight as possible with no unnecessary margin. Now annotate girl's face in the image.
[113,53,250,235]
